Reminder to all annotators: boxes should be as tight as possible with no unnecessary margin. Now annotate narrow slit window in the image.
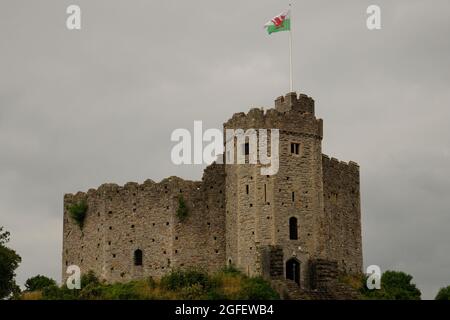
[134,249,143,266]
[289,217,298,240]
[291,143,300,155]
[244,142,250,156]
[246,185,249,194]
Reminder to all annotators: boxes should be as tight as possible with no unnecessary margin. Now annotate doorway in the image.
[286,258,300,285]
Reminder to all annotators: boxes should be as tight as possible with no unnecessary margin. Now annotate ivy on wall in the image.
[68,200,88,229]
[176,196,189,221]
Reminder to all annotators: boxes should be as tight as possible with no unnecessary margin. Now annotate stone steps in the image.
[271,278,360,300]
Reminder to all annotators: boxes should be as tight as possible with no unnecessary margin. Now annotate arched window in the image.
[289,217,298,240]
[134,249,143,266]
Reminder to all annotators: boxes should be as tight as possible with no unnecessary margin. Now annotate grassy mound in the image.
[20,267,279,300]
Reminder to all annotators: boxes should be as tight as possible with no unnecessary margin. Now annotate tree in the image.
[361,270,421,300]
[0,227,22,299]
[435,286,450,300]
[25,275,57,292]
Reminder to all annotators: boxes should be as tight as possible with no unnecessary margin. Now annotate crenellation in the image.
[322,153,362,274]
[62,92,362,294]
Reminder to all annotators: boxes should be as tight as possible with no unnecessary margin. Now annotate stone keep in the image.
[62,92,362,289]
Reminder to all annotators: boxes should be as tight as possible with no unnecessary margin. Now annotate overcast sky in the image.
[1,0,449,299]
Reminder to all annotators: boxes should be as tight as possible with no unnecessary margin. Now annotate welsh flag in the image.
[264,11,291,35]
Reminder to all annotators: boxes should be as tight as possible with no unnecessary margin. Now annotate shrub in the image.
[239,277,280,300]
[100,282,143,300]
[78,282,104,300]
[219,265,241,276]
[25,275,56,292]
[435,285,450,300]
[68,200,88,228]
[81,270,100,287]
[146,276,157,288]
[20,267,280,300]
[360,270,421,300]
[180,283,208,300]
[0,227,22,299]
[210,271,242,299]
[42,283,79,300]
[176,196,189,221]
[161,269,210,291]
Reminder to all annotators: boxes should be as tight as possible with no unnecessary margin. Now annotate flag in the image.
[264,11,291,35]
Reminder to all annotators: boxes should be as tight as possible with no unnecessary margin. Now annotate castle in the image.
[62,92,362,295]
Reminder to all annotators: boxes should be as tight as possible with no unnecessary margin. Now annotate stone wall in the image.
[224,92,327,286]
[322,155,362,274]
[62,91,363,291]
[62,163,226,283]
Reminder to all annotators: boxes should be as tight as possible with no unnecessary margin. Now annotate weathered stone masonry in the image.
[62,92,362,294]
[63,164,226,283]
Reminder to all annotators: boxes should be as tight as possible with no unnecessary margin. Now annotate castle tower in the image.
[62,91,362,291]
[224,92,328,287]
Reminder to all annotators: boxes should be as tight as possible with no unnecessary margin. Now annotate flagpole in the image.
[289,3,293,92]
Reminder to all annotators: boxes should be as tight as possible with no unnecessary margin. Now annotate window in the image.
[292,191,295,202]
[291,143,300,155]
[289,217,298,240]
[244,142,250,155]
[134,249,143,266]
[246,185,249,194]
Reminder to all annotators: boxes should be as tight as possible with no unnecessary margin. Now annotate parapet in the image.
[322,154,360,173]
[275,92,315,114]
[63,163,226,203]
[223,92,322,139]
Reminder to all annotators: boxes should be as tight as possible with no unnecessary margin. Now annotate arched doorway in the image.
[286,258,300,285]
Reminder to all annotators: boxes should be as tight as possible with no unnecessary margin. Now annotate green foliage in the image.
[220,265,241,275]
[25,268,279,300]
[81,270,100,287]
[68,200,88,228]
[100,282,145,300]
[360,270,421,300]
[38,271,101,300]
[160,268,210,291]
[0,226,11,245]
[180,283,209,300]
[0,227,22,299]
[42,283,79,300]
[25,275,57,292]
[435,285,450,300]
[176,196,189,221]
[146,276,156,288]
[238,277,280,300]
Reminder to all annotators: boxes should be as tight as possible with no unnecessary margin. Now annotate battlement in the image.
[322,154,362,274]
[64,177,200,205]
[62,92,363,287]
[64,164,227,202]
[223,92,322,138]
[322,154,360,173]
[275,92,315,114]
[62,162,226,283]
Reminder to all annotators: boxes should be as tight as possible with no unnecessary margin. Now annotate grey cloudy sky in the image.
[1,0,449,299]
